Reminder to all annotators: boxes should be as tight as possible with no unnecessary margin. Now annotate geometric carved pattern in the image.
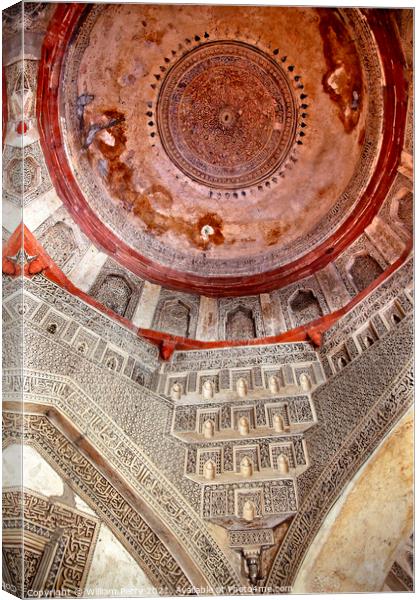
[198,449,222,475]
[236,489,264,518]
[266,404,290,428]
[287,397,313,424]
[6,156,40,195]
[263,369,284,388]
[231,370,253,391]
[202,480,297,520]
[156,41,298,190]
[197,409,220,433]
[165,300,191,337]
[167,346,318,378]
[61,7,386,285]
[94,274,133,316]
[34,207,91,276]
[2,363,241,594]
[163,358,322,401]
[2,548,41,598]
[229,529,274,548]
[168,353,315,537]
[1,171,412,596]
[234,446,260,473]
[23,274,158,373]
[231,407,256,430]
[270,443,295,470]
[160,260,413,587]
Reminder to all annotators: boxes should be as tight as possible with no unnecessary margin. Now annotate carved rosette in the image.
[156,41,300,190]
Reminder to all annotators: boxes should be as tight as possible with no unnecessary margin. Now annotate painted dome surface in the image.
[61,5,381,284]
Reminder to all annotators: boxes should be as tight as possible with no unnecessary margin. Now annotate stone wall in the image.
[2,251,413,593]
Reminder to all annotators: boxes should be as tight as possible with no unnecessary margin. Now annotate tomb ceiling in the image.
[39,4,407,295]
[1,3,414,595]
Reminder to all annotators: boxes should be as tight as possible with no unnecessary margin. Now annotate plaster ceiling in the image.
[38,4,406,294]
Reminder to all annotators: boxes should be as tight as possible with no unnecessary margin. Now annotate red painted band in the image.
[3,224,412,360]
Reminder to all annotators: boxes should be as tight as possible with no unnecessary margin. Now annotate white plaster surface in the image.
[67,244,109,292]
[5,125,40,148]
[132,281,161,328]
[24,187,62,232]
[2,198,22,234]
[293,407,414,593]
[2,443,22,489]
[2,444,64,497]
[74,495,97,516]
[84,523,158,597]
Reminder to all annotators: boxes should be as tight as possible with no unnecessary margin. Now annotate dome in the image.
[38,4,404,295]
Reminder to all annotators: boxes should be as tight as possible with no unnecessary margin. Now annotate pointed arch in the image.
[3,399,239,593]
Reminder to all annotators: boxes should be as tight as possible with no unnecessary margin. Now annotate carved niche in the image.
[348,254,384,293]
[157,299,191,337]
[94,275,132,316]
[39,221,77,269]
[289,289,323,328]
[89,258,143,320]
[218,297,265,340]
[226,306,257,341]
[387,186,413,241]
[153,291,199,338]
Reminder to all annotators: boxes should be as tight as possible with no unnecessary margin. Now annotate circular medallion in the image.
[156,41,299,190]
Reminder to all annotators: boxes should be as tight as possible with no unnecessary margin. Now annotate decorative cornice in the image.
[2,223,413,359]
